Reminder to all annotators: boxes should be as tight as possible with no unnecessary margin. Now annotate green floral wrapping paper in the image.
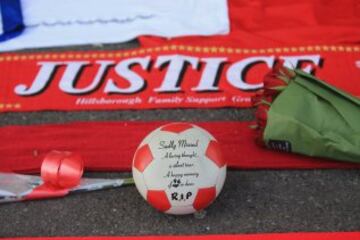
[254,63,360,163]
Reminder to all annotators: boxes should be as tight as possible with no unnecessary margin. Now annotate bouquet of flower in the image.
[253,63,360,163]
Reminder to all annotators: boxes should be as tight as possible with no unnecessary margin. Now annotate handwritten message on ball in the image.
[159,139,200,201]
[132,123,226,215]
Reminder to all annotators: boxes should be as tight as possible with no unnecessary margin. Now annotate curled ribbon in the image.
[25,151,84,200]
[41,151,83,188]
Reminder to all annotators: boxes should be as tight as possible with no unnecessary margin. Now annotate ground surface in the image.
[0,43,359,237]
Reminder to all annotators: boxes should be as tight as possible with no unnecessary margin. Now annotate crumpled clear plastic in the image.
[0,172,130,203]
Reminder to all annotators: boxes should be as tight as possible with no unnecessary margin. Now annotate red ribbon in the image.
[25,151,84,200]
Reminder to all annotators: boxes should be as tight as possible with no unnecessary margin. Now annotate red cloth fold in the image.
[0,121,358,173]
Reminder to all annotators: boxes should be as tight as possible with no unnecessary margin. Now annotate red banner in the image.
[0,44,360,112]
[1,121,358,174]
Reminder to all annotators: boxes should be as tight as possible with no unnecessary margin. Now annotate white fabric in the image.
[0,0,229,52]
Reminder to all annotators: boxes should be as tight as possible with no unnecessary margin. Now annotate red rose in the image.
[255,103,269,129]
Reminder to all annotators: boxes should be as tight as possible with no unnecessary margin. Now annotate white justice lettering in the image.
[15,61,115,95]
[15,61,62,96]
[60,61,114,94]
[104,56,151,94]
[192,57,227,91]
[154,55,199,92]
[14,54,323,96]
[227,56,275,90]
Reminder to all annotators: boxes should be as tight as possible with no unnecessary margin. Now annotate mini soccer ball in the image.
[132,122,226,215]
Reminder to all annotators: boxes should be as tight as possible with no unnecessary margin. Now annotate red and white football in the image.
[132,122,226,215]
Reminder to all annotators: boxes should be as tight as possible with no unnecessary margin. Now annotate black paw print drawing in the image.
[171,178,181,188]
